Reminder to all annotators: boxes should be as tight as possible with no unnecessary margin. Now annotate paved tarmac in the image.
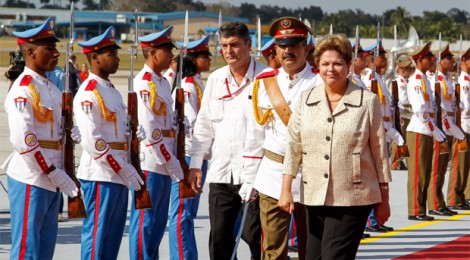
[0,68,469,259]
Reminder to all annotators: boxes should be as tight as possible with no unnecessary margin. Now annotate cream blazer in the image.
[283,81,391,206]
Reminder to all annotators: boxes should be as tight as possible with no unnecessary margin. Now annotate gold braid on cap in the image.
[252,79,273,125]
[28,84,54,137]
[148,80,168,125]
[93,89,117,137]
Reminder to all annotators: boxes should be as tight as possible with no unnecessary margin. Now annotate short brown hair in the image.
[314,34,352,67]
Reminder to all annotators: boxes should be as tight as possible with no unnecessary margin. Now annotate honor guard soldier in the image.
[350,41,367,89]
[164,55,178,89]
[406,42,445,221]
[260,38,281,69]
[129,26,183,260]
[188,21,269,260]
[242,17,320,259]
[390,56,414,170]
[168,35,212,260]
[1,17,80,259]
[452,47,470,208]
[428,44,464,216]
[74,26,145,259]
[362,40,398,232]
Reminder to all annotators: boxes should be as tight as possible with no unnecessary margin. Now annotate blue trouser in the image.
[80,180,128,260]
[8,177,60,260]
[366,209,377,227]
[169,157,208,260]
[129,171,172,260]
[288,214,298,247]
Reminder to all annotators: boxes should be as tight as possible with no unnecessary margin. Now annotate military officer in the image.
[447,47,470,210]
[168,35,212,260]
[390,56,414,170]
[260,38,281,69]
[164,54,178,89]
[428,44,464,216]
[241,17,319,259]
[350,41,367,89]
[74,26,145,259]
[406,42,446,221]
[1,17,80,259]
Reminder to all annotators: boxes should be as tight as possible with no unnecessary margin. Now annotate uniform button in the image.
[288,84,293,89]
[324,173,328,178]
[287,100,291,105]
[327,117,332,123]
[326,136,331,141]
[324,155,329,160]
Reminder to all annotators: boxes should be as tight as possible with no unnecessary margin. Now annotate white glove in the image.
[119,164,144,191]
[71,126,82,143]
[386,127,405,146]
[184,116,191,135]
[48,167,79,198]
[428,121,446,142]
[239,183,257,202]
[136,125,146,141]
[164,157,184,182]
[442,116,465,140]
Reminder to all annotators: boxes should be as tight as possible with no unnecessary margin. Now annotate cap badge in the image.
[281,19,291,29]
[111,28,115,37]
[280,29,294,35]
[50,20,54,29]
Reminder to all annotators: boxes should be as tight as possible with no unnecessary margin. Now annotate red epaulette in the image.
[369,73,373,80]
[256,69,278,80]
[416,74,422,80]
[400,78,405,83]
[19,75,33,86]
[85,79,97,91]
[142,72,152,81]
[465,75,470,81]
[438,75,443,81]
[312,67,319,74]
[185,76,194,83]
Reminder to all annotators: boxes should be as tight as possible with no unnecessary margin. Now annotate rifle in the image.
[370,23,380,94]
[390,25,409,159]
[176,11,195,199]
[128,10,152,209]
[256,15,261,61]
[351,25,359,76]
[62,2,86,219]
[434,32,451,154]
[213,10,222,71]
[454,35,468,152]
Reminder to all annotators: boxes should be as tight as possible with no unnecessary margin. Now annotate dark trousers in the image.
[208,183,242,260]
[305,205,373,260]
[241,196,261,260]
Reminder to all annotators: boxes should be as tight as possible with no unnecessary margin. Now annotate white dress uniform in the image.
[73,73,130,185]
[430,72,456,136]
[182,73,206,155]
[164,68,176,89]
[134,64,177,175]
[351,73,367,90]
[243,64,319,202]
[189,59,269,184]
[2,67,62,191]
[362,69,399,143]
[397,74,413,119]
[460,71,470,134]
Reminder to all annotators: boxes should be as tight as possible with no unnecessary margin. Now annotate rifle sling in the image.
[263,76,292,126]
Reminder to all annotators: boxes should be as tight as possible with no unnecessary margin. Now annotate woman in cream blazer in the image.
[278,35,391,259]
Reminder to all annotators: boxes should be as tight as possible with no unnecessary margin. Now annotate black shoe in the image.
[288,245,298,252]
[448,204,470,210]
[444,208,458,215]
[362,233,371,239]
[380,225,394,231]
[398,161,407,170]
[428,209,453,216]
[365,225,388,233]
[408,215,434,221]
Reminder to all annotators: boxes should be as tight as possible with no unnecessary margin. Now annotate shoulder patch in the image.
[256,69,278,80]
[143,72,152,81]
[438,75,443,81]
[85,79,97,91]
[400,78,405,83]
[369,73,373,80]
[168,72,174,77]
[415,74,422,80]
[464,75,469,81]
[19,75,33,86]
[185,76,194,84]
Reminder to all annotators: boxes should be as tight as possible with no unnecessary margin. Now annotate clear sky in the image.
[200,0,470,16]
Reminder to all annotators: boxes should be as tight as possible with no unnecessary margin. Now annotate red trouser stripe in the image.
[138,210,144,260]
[19,185,31,260]
[413,134,420,216]
[450,148,459,206]
[432,141,440,210]
[177,198,185,259]
[91,182,101,260]
[290,217,297,246]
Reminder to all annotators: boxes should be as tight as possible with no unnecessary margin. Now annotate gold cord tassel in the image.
[93,89,117,138]
[28,84,54,137]
[252,79,272,125]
